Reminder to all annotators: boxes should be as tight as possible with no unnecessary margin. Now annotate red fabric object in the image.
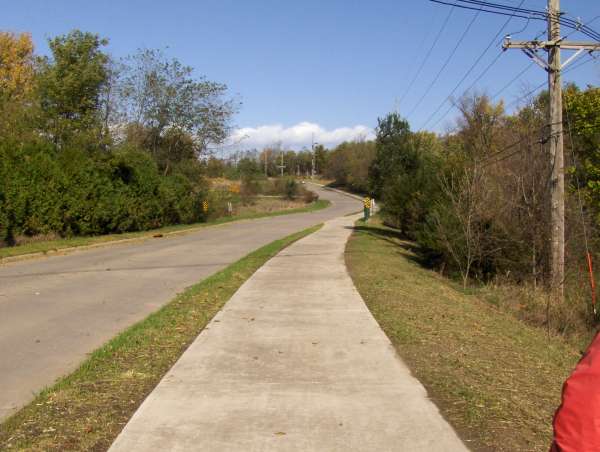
[552,331,600,452]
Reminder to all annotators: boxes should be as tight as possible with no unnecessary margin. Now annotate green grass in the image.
[0,199,330,261]
[345,219,580,452]
[0,224,322,451]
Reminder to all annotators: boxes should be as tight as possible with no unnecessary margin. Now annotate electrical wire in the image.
[426,52,505,131]
[419,0,526,131]
[423,1,599,133]
[491,62,535,100]
[428,49,595,132]
[398,3,456,107]
[457,0,600,39]
[407,5,483,119]
[503,54,597,111]
[429,0,600,41]
[563,15,600,40]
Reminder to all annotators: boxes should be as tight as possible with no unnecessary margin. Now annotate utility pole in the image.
[277,150,285,177]
[264,149,268,176]
[547,0,564,303]
[311,133,316,179]
[503,0,600,302]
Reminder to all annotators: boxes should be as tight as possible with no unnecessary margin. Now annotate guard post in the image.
[363,196,371,221]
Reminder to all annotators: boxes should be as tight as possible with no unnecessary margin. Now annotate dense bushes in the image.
[0,143,208,244]
[0,30,236,246]
[323,140,375,193]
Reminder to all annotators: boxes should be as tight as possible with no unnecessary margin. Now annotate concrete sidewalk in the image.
[110,216,468,451]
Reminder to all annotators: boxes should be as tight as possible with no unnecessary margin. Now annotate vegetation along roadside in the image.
[0,198,329,261]
[346,218,580,452]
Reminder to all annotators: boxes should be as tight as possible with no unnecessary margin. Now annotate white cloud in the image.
[229,122,375,150]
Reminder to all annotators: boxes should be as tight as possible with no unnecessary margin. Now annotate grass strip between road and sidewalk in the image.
[0,199,330,261]
[345,219,580,452]
[0,224,322,451]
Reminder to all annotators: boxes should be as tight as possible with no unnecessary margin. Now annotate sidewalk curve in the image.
[110,215,468,451]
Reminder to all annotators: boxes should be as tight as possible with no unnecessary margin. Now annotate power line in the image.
[491,62,534,100]
[407,6,483,119]
[455,77,597,167]
[429,0,600,41]
[458,0,600,39]
[477,133,531,166]
[430,0,545,21]
[423,1,599,133]
[458,0,545,16]
[398,4,456,107]
[428,52,595,133]
[503,54,597,111]
[420,0,526,131]
[426,51,504,131]
[428,40,532,131]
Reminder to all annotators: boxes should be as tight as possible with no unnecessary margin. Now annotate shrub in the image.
[283,178,297,200]
[240,174,260,204]
[301,187,318,203]
[271,177,298,200]
[0,142,209,244]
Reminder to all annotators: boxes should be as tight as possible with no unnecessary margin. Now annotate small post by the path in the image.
[363,196,371,221]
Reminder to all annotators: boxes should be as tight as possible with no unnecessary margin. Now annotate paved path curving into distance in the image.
[110,214,468,451]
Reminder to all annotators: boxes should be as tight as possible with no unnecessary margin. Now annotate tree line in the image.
[0,30,237,244]
[319,87,600,334]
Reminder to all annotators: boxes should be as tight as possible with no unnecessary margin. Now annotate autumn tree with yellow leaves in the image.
[0,32,37,142]
[0,31,35,100]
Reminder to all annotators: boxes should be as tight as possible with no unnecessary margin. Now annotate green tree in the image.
[37,30,109,148]
[314,144,328,175]
[369,112,412,198]
[323,140,375,192]
[565,85,600,227]
[118,49,238,172]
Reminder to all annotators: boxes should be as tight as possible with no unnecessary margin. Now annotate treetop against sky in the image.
[2,0,599,149]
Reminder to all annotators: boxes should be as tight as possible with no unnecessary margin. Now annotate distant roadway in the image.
[0,184,361,420]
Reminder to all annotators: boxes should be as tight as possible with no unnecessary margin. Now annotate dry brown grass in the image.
[208,177,240,191]
[346,220,581,451]
[236,197,308,214]
[477,280,596,351]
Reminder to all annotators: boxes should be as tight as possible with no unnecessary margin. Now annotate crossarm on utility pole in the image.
[503,39,600,51]
[503,38,600,70]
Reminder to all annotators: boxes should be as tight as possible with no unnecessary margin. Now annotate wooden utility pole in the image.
[311,133,316,179]
[277,150,285,177]
[264,149,268,176]
[503,0,600,302]
[548,0,564,301]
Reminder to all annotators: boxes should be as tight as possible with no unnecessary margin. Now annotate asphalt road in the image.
[0,185,361,421]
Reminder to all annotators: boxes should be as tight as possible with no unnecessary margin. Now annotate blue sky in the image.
[2,0,600,149]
